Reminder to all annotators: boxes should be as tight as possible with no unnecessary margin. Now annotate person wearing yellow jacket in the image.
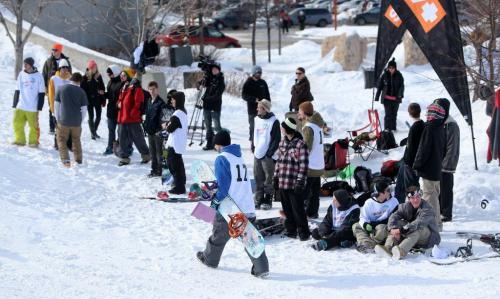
[48,59,71,149]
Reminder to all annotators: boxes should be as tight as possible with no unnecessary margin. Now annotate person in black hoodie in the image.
[290,67,313,112]
[143,81,168,177]
[310,189,360,251]
[242,65,271,143]
[201,64,225,150]
[375,58,404,131]
[395,103,425,202]
[103,65,124,155]
[413,99,449,231]
[81,60,106,140]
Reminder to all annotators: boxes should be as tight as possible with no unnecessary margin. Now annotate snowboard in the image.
[456,232,500,245]
[429,252,500,265]
[191,160,266,258]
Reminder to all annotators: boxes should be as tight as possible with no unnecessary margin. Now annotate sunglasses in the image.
[295,72,303,75]
[407,189,423,198]
[60,66,69,69]
[51,48,59,52]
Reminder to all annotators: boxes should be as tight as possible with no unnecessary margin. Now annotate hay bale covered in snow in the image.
[404,32,428,66]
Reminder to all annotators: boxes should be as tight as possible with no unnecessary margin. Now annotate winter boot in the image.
[251,265,269,279]
[118,158,131,166]
[375,245,392,258]
[196,252,217,268]
[356,244,375,254]
[312,240,327,251]
[391,245,406,260]
[261,194,272,210]
[140,154,151,164]
[103,147,113,155]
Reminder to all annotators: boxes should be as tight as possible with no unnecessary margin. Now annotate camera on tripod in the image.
[197,55,218,74]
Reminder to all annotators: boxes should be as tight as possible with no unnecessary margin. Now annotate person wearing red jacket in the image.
[116,78,150,166]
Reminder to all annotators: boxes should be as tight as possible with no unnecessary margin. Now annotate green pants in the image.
[13,109,39,145]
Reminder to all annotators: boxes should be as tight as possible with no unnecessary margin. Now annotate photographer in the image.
[200,62,225,151]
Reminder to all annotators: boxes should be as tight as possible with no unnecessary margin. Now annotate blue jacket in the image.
[214,144,241,201]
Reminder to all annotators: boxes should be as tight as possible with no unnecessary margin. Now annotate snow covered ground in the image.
[1,25,500,298]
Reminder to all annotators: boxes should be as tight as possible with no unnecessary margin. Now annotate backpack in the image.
[353,166,372,193]
[381,160,401,179]
[320,181,355,197]
[376,130,398,150]
[370,173,393,190]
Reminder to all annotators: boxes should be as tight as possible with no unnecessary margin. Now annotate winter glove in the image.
[210,197,221,211]
[400,224,410,235]
[312,240,327,251]
[363,223,373,233]
[273,176,279,191]
[294,179,305,194]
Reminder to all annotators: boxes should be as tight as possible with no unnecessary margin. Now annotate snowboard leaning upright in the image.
[190,160,266,258]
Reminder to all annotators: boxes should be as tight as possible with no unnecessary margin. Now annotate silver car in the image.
[289,8,333,27]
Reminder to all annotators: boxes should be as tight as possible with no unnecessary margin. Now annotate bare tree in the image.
[0,0,51,78]
[251,0,257,66]
[461,0,499,113]
[265,0,270,63]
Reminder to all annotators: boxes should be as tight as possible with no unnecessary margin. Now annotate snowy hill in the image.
[1,26,500,298]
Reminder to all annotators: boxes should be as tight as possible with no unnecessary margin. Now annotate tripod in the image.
[188,86,206,147]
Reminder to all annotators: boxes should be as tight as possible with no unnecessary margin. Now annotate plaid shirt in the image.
[274,133,309,190]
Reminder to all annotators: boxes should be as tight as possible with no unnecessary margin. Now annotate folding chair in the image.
[322,138,350,182]
[347,109,388,161]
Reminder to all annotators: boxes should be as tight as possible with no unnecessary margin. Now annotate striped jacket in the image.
[274,132,309,190]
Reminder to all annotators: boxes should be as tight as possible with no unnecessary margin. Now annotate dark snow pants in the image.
[148,134,163,175]
[118,123,149,158]
[304,176,321,217]
[87,104,102,135]
[167,147,186,193]
[280,189,310,238]
[439,172,454,219]
[383,100,399,131]
[202,213,269,276]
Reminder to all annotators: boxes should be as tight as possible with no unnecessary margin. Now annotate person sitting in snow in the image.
[311,189,360,251]
[375,185,441,260]
[352,181,399,254]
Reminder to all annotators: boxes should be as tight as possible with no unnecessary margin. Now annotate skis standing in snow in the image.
[353,181,398,254]
[253,99,280,210]
[375,185,441,260]
[164,91,188,194]
[197,130,269,278]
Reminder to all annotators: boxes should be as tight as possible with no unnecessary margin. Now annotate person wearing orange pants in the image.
[12,57,45,147]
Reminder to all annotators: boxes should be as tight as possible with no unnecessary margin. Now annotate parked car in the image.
[156,26,241,48]
[289,8,332,27]
[212,8,254,30]
[354,6,380,25]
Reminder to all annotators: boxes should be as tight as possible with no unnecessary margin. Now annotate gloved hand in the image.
[400,224,410,235]
[294,179,305,194]
[312,240,327,251]
[311,228,322,240]
[210,197,221,210]
[363,223,373,233]
[273,176,279,191]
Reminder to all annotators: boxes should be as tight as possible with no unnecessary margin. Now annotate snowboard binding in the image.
[228,212,248,238]
[455,238,473,258]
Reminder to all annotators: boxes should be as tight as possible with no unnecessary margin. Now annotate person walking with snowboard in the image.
[81,59,106,140]
[440,98,460,223]
[375,58,404,131]
[197,130,269,278]
[311,189,360,251]
[253,99,280,210]
[12,57,45,147]
[54,72,88,167]
[274,118,311,241]
[353,181,398,254]
[242,65,271,145]
[375,185,441,260]
[164,91,188,194]
[298,101,326,219]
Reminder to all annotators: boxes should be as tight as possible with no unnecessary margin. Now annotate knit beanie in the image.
[426,102,446,122]
[87,59,97,70]
[281,117,297,135]
[214,130,231,146]
[299,101,314,117]
[388,58,397,69]
[258,99,272,112]
[434,98,450,121]
[252,65,262,75]
[23,57,35,67]
[333,189,351,211]
[107,64,122,77]
[52,43,63,53]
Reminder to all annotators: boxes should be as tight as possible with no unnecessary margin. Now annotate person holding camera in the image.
[201,64,225,151]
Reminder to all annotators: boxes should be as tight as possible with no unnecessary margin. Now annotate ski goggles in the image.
[407,189,423,199]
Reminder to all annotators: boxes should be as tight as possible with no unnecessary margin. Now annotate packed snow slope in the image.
[1,27,500,298]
